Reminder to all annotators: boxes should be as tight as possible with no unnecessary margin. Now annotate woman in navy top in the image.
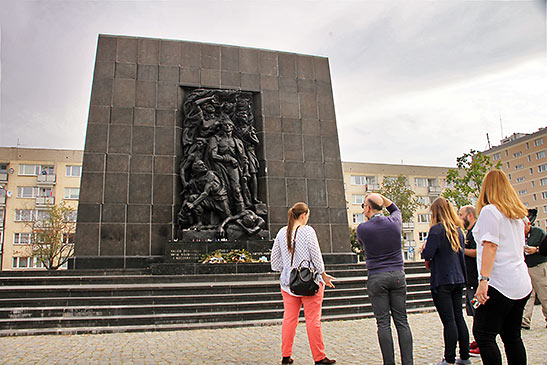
[422,197,470,365]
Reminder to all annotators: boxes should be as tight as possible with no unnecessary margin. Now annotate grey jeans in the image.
[367,270,414,365]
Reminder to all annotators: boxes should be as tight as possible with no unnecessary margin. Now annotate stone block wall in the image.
[75,35,349,268]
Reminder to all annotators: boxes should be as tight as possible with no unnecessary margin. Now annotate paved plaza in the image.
[1,306,546,364]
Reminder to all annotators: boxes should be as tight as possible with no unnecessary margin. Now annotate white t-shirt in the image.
[472,204,532,300]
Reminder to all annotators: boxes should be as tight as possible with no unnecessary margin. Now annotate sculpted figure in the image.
[178,159,231,229]
[207,118,248,213]
[217,209,266,240]
[179,138,207,189]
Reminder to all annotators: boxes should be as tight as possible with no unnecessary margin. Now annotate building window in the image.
[351,175,367,185]
[533,194,537,201]
[505,150,508,156]
[62,233,75,244]
[508,174,512,180]
[542,192,547,199]
[528,155,532,162]
[526,142,529,149]
[506,162,510,169]
[513,151,522,158]
[419,232,428,241]
[352,195,365,205]
[537,151,546,160]
[535,138,544,147]
[18,164,40,176]
[540,178,547,186]
[64,188,80,200]
[515,164,523,170]
[516,176,525,183]
[531,168,534,175]
[539,164,547,173]
[13,232,32,245]
[518,189,527,195]
[66,165,82,177]
[352,213,365,224]
[13,257,30,268]
[17,186,39,198]
[532,181,535,188]
[493,152,501,160]
[415,178,428,187]
[543,206,547,213]
[416,196,431,205]
[14,209,38,222]
[417,214,431,223]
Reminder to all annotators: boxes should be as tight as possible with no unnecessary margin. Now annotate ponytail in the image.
[287,202,309,251]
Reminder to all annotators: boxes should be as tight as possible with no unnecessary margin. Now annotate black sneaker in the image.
[315,358,336,364]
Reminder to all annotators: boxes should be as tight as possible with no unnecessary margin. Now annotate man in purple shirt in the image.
[357,193,413,365]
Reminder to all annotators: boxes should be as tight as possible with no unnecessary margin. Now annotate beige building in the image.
[0,147,83,271]
[483,127,547,229]
[342,162,451,261]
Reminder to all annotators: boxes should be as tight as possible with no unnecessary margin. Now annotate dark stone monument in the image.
[73,34,350,269]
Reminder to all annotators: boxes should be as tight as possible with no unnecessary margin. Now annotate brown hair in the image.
[476,170,527,219]
[430,197,464,252]
[287,202,309,251]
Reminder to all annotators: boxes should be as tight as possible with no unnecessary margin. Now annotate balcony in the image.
[37,174,56,186]
[402,222,415,230]
[366,184,381,192]
[36,196,55,207]
[0,172,7,185]
[0,194,5,206]
[428,186,442,195]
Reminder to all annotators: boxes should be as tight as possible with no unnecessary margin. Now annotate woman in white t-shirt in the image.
[271,202,336,365]
[472,170,532,365]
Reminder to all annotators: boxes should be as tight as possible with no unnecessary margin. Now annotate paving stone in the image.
[1,306,546,364]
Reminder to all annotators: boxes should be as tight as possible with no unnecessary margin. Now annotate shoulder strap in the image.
[290,225,301,266]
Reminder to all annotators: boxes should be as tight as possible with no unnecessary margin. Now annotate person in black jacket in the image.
[422,198,470,365]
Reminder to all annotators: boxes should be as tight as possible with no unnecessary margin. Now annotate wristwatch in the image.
[479,275,490,282]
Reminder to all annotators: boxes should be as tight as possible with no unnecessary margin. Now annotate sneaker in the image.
[469,341,478,350]
[469,348,481,357]
[456,358,472,364]
[315,358,336,364]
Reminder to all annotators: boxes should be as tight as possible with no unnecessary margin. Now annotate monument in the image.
[72,34,350,269]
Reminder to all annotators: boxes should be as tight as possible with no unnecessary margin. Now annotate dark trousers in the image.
[431,283,470,363]
[368,271,414,365]
[472,286,530,365]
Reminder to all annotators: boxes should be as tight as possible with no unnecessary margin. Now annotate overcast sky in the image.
[0,0,546,167]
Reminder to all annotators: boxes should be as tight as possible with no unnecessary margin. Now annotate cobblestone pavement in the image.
[1,306,546,364]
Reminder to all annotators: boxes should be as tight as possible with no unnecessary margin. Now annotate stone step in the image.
[0,282,431,308]
[0,306,438,337]
[0,265,430,286]
[0,274,430,299]
[0,291,434,321]
[0,297,435,330]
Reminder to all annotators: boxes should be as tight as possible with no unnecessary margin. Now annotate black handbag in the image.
[289,227,320,296]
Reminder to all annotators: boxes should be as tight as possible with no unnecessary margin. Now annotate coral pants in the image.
[281,284,326,362]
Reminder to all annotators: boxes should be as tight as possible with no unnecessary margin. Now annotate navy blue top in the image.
[422,223,466,290]
[357,203,404,275]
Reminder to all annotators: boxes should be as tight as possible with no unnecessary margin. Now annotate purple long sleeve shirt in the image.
[356,203,404,275]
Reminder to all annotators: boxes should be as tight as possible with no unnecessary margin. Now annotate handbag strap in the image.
[290,225,301,267]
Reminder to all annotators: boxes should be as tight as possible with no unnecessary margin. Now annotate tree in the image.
[379,174,420,223]
[28,202,76,270]
[442,149,501,207]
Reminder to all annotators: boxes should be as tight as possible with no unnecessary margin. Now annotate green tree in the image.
[379,174,420,223]
[28,202,76,270]
[442,149,501,207]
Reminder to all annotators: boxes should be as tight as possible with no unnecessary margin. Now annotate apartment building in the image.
[342,162,451,261]
[483,127,547,229]
[0,147,83,270]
